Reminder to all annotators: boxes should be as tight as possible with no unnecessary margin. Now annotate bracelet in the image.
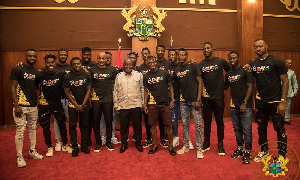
[242,100,247,105]
[280,99,286,103]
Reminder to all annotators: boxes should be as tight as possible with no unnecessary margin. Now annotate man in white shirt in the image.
[113,58,144,153]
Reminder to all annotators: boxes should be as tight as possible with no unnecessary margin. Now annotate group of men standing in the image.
[11,39,295,168]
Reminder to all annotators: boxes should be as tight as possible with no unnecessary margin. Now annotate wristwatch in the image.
[280,99,286,102]
[242,100,247,105]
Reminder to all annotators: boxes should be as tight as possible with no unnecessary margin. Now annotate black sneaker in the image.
[168,146,176,156]
[160,139,168,148]
[242,150,251,164]
[285,121,291,125]
[120,143,128,153]
[231,148,243,158]
[132,134,137,141]
[72,148,79,157]
[218,143,225,156]
[148,146,158,154]
[143,139,153,148]
[81,147,90,154]
[203,141,210,152]
[106,142,115,151]
[94,145,102,153]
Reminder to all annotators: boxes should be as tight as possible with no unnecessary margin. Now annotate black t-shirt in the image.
[225,66,253,108]
[55,63,72,73]
[157,59,167,69]
[251,55,287,102]
[38,69,65,109]
[199,57,231,99]
[10,64,39,107]
[175,63,201,102]
[137,63,150,75]
[165,60,180,98]
[90,66,117,102]
[143,69,171,105]
[63,70,92,106]
[82,60,97,71]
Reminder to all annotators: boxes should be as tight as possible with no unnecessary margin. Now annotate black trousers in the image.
[92,100,113,145]
[119,108,142,145]
[39,106,68,148]
[143,111,151,140]
[69,105,90,149]
[256,100,287,156]
[202,98,225,143]
[88,108,93,143]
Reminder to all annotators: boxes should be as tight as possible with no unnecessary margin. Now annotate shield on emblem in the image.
[135,18,153,36]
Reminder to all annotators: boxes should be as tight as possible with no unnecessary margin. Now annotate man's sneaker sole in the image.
[94,149,101,153]
[106,147,114,151]
[202,147,210,152]
[218,152,225,156]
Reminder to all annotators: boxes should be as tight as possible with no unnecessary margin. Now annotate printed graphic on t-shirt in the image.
[177,70,190,78]
[91,88,99,101]
[147,92,157,105]
[201,65,219,73]
[42,79,60,86]
[23,72,36,80]
[202,83,210,97]
[142,70,150,74]
[147,76,164,84]
[252,66,270,73]
[227,75,241,83]
[16,84,30,106]
[230,98,235,108]
[179,93,185,102]
[93,73,111,80]
[68,94,76,108]
[69,79,87,86]
[39,92,49,105]
[168,70,175,76]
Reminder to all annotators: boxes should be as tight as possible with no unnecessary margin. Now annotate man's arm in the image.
[292,72,298,97]
[240,82,253,113]
[144,87,149,114]
[195,76,203,110]
[83,85,91,107]
[64,88,81,112]
[277,74,288,115]
[168,82,174,109]
[113,76,119,113]
[11,80,23,117]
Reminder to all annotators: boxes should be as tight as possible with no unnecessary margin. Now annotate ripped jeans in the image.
[13,106,38,157]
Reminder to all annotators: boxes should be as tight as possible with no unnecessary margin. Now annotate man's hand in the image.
[143,105,148,114]
[294,93,297,97]
[76,104,84,112]
[15,62,24,67]
[194,101,202,111]
[114,107,119,114]
[169,100,174,109]
[240,104,246,113]
[277,102,286,115]
[243,64,252,72]
[14,105,23,118]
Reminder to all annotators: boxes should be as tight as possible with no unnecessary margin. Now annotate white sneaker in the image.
[189,141,194,150]
[111,136,120,145]
[55,142,62,152]
[46,147,53,157]
[17,156,27,168]
[254,151,269,162]
[197,149,204,159]
[177,146,189,154]
[29,150,43,160]
[62,145,73,153]
[173,137,179,147]
[101,136,106,145]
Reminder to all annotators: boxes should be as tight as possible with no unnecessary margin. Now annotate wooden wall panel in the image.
[2,50,299,125]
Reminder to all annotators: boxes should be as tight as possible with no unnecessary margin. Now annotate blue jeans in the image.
[180,102,203,150]
[172,98,180,137]
[230,107,253,150]
[284,97,292,122]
